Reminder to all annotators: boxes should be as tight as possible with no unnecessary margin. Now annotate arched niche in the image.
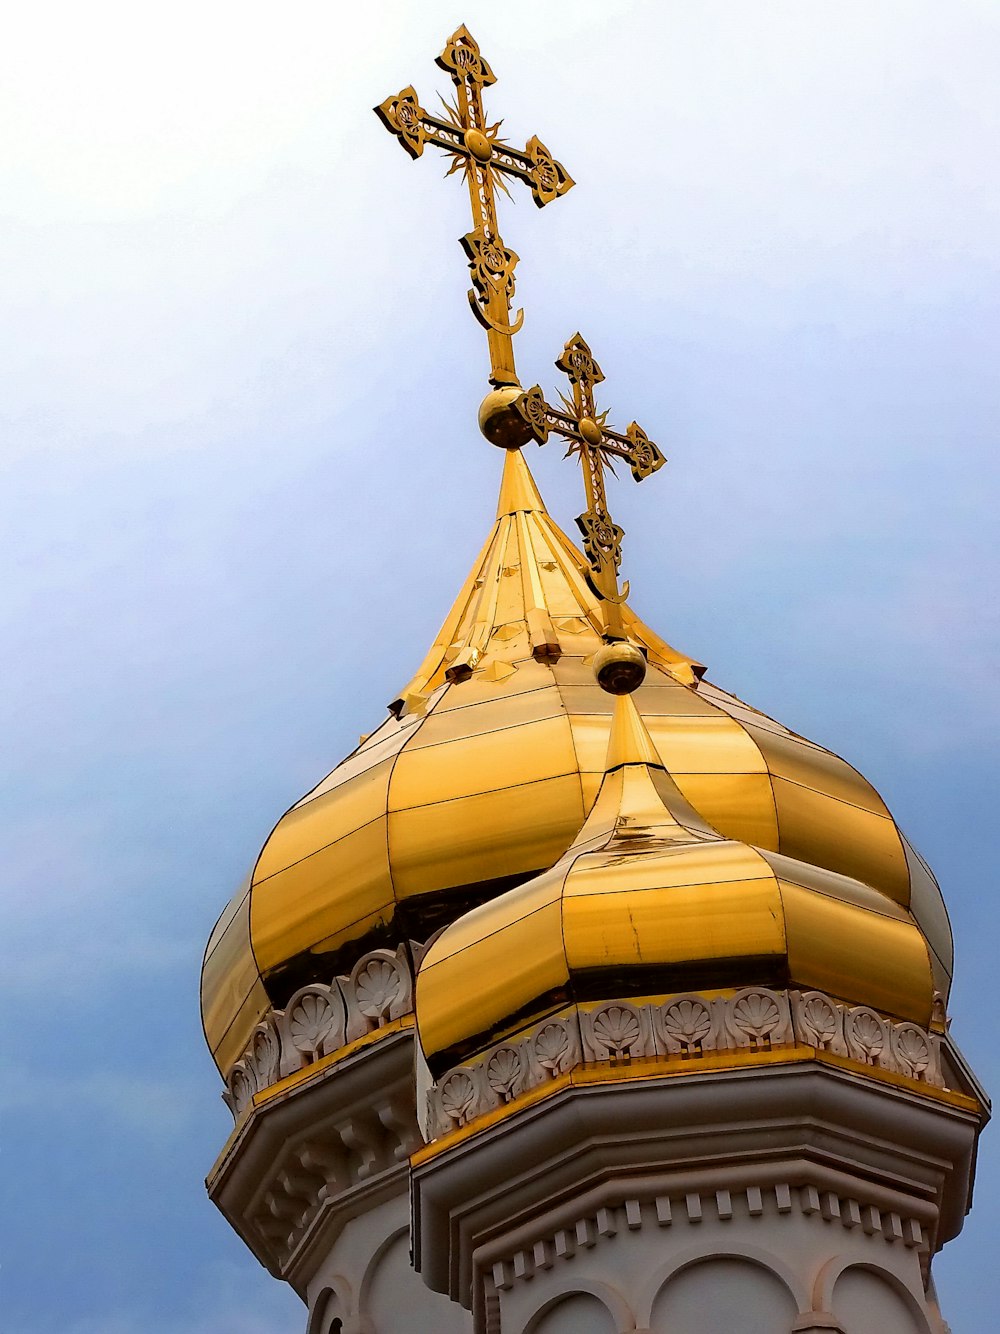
[361,1228,467,1334]
[307,1287,345,1334]
[832,1265,932,1334]
[650,1256,798,1334]
[526,1291,619,1334]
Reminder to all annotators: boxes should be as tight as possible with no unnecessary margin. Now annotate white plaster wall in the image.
[307,1193,470,1334]
[649,1257,799,1334]
[493,1190,939,1334]
[833,1267,930,1334]
[528,1292,617,1334]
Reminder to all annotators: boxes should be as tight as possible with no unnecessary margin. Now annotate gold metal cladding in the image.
[416,705,937,1070]
[375,25,573,388]
[514,333,666,634]
[201,453,949,1074]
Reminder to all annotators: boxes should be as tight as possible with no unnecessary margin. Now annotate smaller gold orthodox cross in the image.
[375,26,573,388]
[515,335,665,635]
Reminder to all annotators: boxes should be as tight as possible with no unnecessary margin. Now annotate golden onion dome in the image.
[201,448,952,1076]
[415,692,939,1074]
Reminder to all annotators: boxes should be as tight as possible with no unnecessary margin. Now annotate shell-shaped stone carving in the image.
[439,1070,477,1125]
[661,997,712,1050]
[248,1021,280,1088]
[731,990,782,1045]
[846,1006,887,1065]
[354,957,402,1023]
[228,1061,256,1115]
[286,985,342,1061]
[534,1021,570,1075]
[591,1004,641,1057]
[797,992,840,1047]
[892,1023,931,1079]
[487,1047,522,1101]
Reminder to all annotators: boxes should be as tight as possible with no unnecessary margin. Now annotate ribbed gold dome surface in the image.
[415,694,938,1074]
[201,449,952,1075]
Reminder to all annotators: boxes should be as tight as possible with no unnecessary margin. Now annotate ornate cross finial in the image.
[514,335,665,636]
[375,25,573,388]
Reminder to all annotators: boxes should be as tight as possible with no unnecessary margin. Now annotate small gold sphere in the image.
[594,641,647,695]
[464,129,492,163]
[478,387,534,450]
[578,416,603,447]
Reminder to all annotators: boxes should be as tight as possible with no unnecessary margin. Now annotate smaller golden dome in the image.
[415,693,937,1075]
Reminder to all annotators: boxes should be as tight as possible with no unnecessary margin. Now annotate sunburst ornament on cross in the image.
[375,25,573,389]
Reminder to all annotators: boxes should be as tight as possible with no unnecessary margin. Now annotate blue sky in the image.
[2,2,998,1329]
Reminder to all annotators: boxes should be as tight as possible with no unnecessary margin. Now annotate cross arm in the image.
[514,386,666,482]
[375,89,573,207]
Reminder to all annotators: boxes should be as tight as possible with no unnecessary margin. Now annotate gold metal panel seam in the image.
[564,876,786,971]
[418,898,568,1061]
[406,688,567,749]
[419,870,566,966]
[302,898,399,964]
[389,773,585,899]
[646,715,768,774]
[749,725,889,816]
[754,848,911,921]
[389,713,579,810]
[673,772,779,850]
[780,880,933,1024]
[903,834,954,971]
[202,892,262,1059]
[770,775,910,905]
[251,817,392,973]
[293,725,417,808]
[433,658,555,710]
[212,979,271,1074]
[203,874,251,962]
[564,840,773,897]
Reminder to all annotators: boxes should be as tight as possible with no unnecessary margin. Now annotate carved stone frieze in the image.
[424,987,945,1140]
[223,944,417,1119]
[488,1182,928,1293]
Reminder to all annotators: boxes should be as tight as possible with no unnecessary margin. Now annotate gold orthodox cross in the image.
[515,335,665,635]
[375,25,573,388]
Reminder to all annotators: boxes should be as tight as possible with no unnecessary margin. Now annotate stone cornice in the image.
[422,987,956,1142]
[410,1057,983,1316]
[208,1024,422,1295]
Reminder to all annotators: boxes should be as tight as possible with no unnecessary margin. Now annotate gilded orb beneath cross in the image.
[593,640,647,694]
[478,387,536,450]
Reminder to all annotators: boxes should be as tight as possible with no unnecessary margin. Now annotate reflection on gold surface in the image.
[564,876,786,971]
[747,724,887,815]
[252,817,392,973]
[202,885,258,1056]
[903,835,954,985]
[213,980,271,1074]
[780,880,933,1024]
[254,758,394,883]
[389,774,584,898]
[769,775,910,905]
[390,713,578,809]
[418,896,566,1057]
[202,449,950,1077]
[416,695,939,1068]
[673,771,779,849]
